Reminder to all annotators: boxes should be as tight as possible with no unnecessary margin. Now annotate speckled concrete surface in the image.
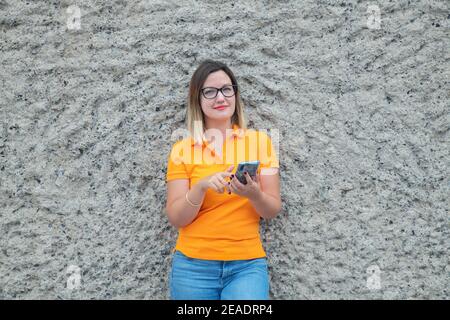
[0,0,449,299]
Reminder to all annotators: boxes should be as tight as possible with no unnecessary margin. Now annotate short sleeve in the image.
[166,140,190,181]
[258,131,279,169]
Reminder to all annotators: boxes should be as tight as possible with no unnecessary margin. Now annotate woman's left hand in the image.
[228,171,262,201]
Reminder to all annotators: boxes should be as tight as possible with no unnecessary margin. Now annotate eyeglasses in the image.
[201,85,238,99]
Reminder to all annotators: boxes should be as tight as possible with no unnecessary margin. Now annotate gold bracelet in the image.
[185,191,201,207]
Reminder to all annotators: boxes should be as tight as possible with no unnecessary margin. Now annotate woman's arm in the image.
[165,179,206,228]
[248,168,281,220]
[165,166,233,228]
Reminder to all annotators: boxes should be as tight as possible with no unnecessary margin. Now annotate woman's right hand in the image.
[199,165,234,193]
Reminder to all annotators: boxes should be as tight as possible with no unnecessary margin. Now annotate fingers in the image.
[216,166,234,181]
[219,171,233,180]
[216,176,230,193]
[228,180,236,194]
[230,173,244,191]
[217,174,229,186]
[208,166,255,194]
[244,172,254,185]
[211,179,225,193]
[212,174,232,193]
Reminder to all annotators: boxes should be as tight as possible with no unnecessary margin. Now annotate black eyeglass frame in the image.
[200,85,238,99]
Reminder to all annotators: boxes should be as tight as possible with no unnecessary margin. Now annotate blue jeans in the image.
[170,250,270,300]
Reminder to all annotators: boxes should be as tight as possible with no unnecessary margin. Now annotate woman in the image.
[165,60,281,300]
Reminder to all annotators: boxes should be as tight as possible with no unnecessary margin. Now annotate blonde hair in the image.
[186,60,247,145]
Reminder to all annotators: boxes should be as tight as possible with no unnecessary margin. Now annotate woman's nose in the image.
[216,91,225,101]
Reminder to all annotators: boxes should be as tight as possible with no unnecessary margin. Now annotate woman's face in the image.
[200,70,236,125]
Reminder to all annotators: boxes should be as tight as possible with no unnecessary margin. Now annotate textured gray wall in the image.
[1,0,449,299]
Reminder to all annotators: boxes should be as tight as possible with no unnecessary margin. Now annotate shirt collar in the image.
[191,124,244,147]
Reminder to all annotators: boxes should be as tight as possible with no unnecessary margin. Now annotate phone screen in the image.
[235,161,260,185]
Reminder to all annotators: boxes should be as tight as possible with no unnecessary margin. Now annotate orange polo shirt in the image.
[166,124,279,261]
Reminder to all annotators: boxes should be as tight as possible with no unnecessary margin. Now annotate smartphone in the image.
[235,160,260,185]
